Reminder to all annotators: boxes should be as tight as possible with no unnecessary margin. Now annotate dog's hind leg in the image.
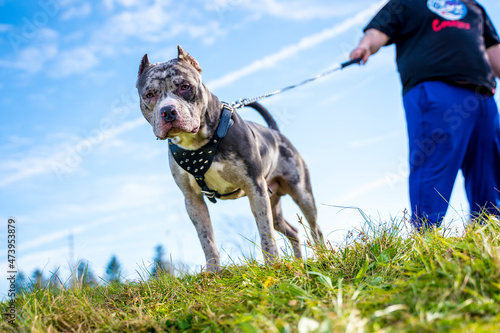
[184,193,221,272]
[271,195,302,259]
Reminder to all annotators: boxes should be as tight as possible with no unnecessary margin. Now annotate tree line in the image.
[15,244,174,292]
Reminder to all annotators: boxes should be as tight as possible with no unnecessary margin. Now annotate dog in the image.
[136,45,323,271]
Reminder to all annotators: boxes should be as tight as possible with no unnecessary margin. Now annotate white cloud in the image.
[236,0,375,20]
[103,0,114,10]
[102,3,170,42]
[22,226,86,252]
[0,28,59,73]
[60,2,92,21]
[37,28,59,40]
[349,130,402,149]
[206,0,386,90]
[15,248,68,274]
[5,0,366,78]
[7,173,182,278]
[332,176,401,205]
[0,23,13,32]
[51,46,100,77]
[105,0,146,9]
[22,174,173,227]
[1,1,225,77]
[46,2,224,76]
[205,0,379,21]
[98,3,224,44]
[0,157,54,188]
[0,117,145,188]
[0,43,58,73]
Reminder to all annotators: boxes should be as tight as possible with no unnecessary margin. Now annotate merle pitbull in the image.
[136,45,323,271]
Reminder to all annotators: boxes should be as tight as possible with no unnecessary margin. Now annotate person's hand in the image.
[350,47,371,64]
[349,29,390,65]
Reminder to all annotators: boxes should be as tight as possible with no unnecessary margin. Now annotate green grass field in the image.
[2,214,500,332]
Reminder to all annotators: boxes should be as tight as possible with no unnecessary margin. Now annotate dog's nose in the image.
[160,106,178,123]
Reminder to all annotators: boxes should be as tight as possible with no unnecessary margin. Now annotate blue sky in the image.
[2,0,500,295]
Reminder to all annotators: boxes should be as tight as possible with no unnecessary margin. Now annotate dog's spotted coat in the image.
[137,46,323,271]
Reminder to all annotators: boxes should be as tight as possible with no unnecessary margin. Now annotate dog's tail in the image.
[245,102,280,132]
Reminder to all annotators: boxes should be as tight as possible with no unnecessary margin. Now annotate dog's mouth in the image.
[156,127,198,140]
[155,120,200,140]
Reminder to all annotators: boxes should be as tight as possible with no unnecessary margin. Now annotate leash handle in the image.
[341,57,362,69]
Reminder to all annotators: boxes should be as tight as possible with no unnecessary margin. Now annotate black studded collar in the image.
[168,103,236,203]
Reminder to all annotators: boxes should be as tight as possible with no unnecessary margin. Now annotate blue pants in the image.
[403,81,500,229]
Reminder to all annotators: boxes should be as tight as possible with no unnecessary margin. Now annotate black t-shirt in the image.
[365,0,500,95]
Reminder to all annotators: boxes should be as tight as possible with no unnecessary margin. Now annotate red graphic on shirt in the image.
[432,18,471,31]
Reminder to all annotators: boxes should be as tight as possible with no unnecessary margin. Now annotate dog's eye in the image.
[145,92,155,99]
[180,84,190,92]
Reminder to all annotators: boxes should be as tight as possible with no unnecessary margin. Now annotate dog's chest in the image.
[201,160,245,195]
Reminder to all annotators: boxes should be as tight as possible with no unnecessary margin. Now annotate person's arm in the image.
[350,28,391,64]
[486,44,500,78]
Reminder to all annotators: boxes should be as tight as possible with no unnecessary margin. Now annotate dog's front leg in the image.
[247,177,279,263]
[184,193,221,272]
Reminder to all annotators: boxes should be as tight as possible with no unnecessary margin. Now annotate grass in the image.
[2,213,500,332]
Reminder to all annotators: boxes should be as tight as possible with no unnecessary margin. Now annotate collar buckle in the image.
[221,102,234,114]
[201,190,216,198]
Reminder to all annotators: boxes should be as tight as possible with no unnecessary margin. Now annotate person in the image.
[350,0,500,230]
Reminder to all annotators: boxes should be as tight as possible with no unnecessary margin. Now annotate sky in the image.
[2,0,500,296]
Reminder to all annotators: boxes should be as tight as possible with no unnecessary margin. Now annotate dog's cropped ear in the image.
[177,45,202,74]
[136,54,151,88]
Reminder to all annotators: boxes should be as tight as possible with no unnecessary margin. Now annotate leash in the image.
[230,58,362,109]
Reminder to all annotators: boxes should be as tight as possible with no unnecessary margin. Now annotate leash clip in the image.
[231,99,247,110]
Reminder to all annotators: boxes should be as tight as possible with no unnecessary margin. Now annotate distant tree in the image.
[105,255,122,284]
[15,271,26,294]
[75,260,97,287]
[31,268,47,289]
[151,244,173,277]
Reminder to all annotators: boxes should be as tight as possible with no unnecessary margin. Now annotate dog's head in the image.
[136,46,209,141]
